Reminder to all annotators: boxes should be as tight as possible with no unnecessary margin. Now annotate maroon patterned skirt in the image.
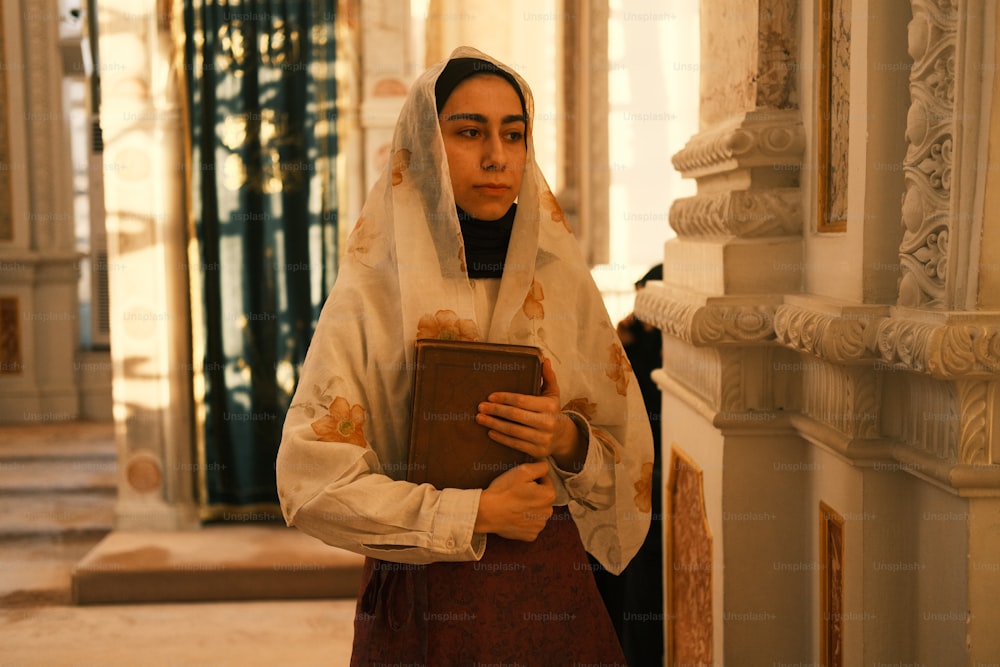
[350,506,626,666]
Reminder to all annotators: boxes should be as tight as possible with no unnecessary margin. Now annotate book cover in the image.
[407,339,544,490]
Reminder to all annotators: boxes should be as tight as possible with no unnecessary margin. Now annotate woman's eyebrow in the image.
[443,112,527,125]
[443,112,487,122]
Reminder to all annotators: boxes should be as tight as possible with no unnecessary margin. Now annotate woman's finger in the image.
[540,358,560,399]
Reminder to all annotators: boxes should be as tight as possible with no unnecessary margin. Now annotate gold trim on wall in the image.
[175,0,210,513]
[816,0,851,233]
[0,4,14,241]
[667,445,713,667]
[819,501,845,667]
[0,297,22,373]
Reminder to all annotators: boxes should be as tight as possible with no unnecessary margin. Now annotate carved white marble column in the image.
[639,0,1000,663]
[98,0,197,529]
[0,0,82,423]
[335,0,363,246]
[559,0,609,265]
[635,1,810,662]
[359,0,411,198]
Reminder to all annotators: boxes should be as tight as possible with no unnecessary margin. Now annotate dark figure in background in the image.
[591,263,664,666]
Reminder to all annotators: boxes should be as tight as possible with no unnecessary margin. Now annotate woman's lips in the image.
[476,184,510,194]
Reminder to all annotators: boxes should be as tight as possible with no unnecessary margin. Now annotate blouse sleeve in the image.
[547,411,616,510]
[277,420,487,564]
[275,272,490,565]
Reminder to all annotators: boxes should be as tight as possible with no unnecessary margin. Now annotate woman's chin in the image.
[460,203,512,221]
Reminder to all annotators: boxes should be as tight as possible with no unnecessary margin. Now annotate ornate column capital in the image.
[671,109,805,180]
[635,281,779,347]
[774,297,888,365]
[872,308,1000,379]
[773,295,1000,380]
[670,187,802,239]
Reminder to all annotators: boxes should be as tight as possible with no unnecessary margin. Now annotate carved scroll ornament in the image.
[898,0,958,308]
[671,110,805,179]
[635,285,777,347]
[669,188,803,239]
[873,317,1000,379]
[774,304,882,363]
[957,379,991,465]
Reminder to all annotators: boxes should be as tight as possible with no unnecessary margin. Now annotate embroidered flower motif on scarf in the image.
[416,309,480,341]
[541,190,572,234]
[633,461,654,513]
[522,278,545,320]
[346,216,376,260]
[605,343,633,396]
[311,396,369,447]
[391,148,411,186]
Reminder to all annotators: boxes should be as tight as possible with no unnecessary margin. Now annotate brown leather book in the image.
[407,339,544,489]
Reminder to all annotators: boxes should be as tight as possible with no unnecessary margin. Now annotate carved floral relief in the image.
[820,502,845,667]
[0,11,11,241]
[817,0,852,232]
[899,0,958,307]
[669,447,713,667]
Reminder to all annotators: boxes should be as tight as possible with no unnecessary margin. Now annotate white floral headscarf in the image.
[278,46,652,573]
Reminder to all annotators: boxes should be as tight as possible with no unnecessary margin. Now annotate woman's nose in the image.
[482,134,506,170]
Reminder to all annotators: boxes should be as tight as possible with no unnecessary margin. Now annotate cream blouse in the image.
[279,278,619,564]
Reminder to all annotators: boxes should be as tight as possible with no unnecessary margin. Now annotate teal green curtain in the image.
[184,0,338,516]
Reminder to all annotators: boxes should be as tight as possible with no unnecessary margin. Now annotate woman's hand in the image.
[474,461,555,541]
[475,358,588,472]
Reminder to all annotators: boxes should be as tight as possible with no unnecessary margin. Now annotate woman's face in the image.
[438,74,527,221]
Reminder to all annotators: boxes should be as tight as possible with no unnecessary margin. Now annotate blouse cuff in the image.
[430,487,487,560]
[549,411,615,507]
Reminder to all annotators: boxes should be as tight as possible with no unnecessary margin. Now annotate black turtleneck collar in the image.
[458,204,515,279]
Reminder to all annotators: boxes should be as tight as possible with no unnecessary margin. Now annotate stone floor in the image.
[2,597,357,666]
[0,421,357,666]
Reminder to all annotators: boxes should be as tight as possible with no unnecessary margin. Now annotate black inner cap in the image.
[434,57,527,116]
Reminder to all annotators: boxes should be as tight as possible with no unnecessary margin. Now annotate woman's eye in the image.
[459,128,480,138]
[505,131,524,142]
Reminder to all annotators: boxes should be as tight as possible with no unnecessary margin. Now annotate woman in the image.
[276,46,653,665]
